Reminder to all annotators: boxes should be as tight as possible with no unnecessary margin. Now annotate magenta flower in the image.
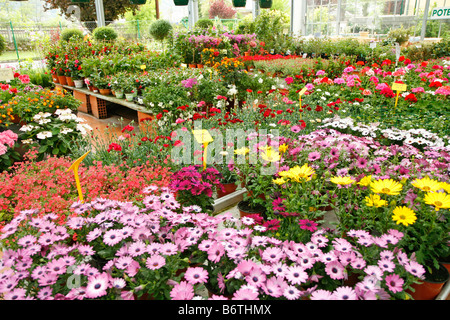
[384,274,404,293]
[298,219,318,232]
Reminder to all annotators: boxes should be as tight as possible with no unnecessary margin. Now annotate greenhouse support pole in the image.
[9,22,19,61]
[95,0,106,28]
[137,20,141,39]
[253,0,260,19]
[188,0,199,29]
[336,0,342,35]
[420,0,430,41]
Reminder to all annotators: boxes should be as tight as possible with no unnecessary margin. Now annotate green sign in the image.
[430,7,450,20]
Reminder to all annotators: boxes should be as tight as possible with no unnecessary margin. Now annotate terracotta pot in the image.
[217,182,237,198]
[66,76,75,87]
[52,74,59,83]
[99,88,111,96]
[237,200,266,218]
[57,75,67,85]
[408,263,449,300]
[439,255,450,275]
[197,64,204,69]
[189,64,197,68]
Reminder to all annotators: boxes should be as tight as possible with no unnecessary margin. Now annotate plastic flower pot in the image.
[408,263,449,300]
[115,91,124,99]
[259,0,273,8]
[125,93,134,101]
[232,0,246,7]
[173,0,189,5]
[73,79,84,88]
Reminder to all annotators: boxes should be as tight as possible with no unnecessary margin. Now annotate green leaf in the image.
[39,145,48,153]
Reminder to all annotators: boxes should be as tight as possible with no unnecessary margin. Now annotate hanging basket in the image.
[174,0,189,5]
[259,0,273,8]
[130,0,146,4]
[232,0,247,7]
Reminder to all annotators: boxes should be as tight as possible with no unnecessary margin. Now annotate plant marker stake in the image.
[298,87,307,119]
[192,130,213,170]
[66,150,91,203]
[391,82,407,114]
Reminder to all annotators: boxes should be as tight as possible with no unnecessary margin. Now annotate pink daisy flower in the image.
[298,219,318,232]
[261,247,284,263]
[325,261,345,280]
[384,274,404,293]
[170,281,195,300]
[232,287,259,300]
[310,289,334,300]
[86,274,110,299]
[184,267,208,285]
[286,266,308,285]
[283,285,301,300]
[332,286,357,300]
[146,255,166,270]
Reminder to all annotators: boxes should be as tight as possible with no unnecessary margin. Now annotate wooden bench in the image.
[55,83,156,136]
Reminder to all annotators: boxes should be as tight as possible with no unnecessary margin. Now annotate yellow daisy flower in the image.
[279,143,289,154]
[261,149,281,162]
[440,182,450,193]
[330,176,355,186]
[279,164,315,182]
[234,147,250,155]
[370,179,403,195]
[392,206,417,226]
[423,192,450,211]
[412,176,442,192]
[365,194,388,207]
[358,175,372,187]
[272,177,286,185]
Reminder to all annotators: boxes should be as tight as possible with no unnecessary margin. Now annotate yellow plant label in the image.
[299,87,308,96]
[192,129,213,144]
[392,82,407,92]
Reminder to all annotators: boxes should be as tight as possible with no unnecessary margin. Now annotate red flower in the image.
[107,143,122,152]
[430,81,442,88]
[398,56,405,62]
[156,113,163,120]
[121,125,134,133]
[404,93,418,103]
[246,89,253,93]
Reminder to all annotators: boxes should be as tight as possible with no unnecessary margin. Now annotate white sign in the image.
[369,42,377,49]
[430,7,450,20]
[0,68,14,82]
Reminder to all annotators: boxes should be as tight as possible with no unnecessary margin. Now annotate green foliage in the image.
[0,33,5,55]
[93,27,118,42]
[432,37,450,58]
[60,28,84,42]
[386,26,413,45]
[195,18,214,29]
[149,19,173,41]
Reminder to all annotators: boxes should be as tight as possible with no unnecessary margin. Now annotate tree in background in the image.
[208,0,236,19]
[42,0,141,25]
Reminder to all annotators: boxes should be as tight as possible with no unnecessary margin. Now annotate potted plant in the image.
[259,0,273,8]
[168,165,224,214]
[232,0,246,7]
[173,0,189,5]
[214,163,239,198]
